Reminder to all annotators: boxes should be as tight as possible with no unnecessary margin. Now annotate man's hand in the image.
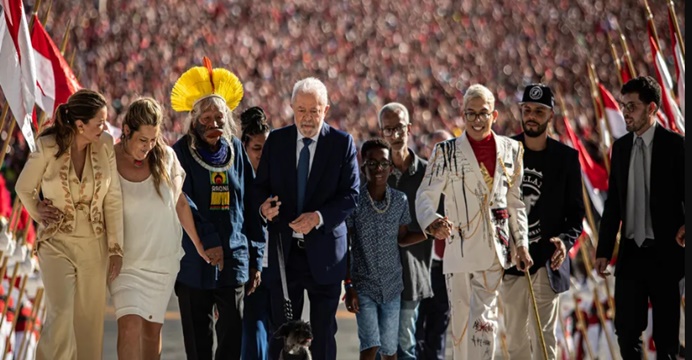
[345,287,359,314]
[260,196,281,222]
[289,212,320,235]
[108,255,122,283]
[676,225,685,247]
[246,268,261,295]
[205,246,224,271]
[426,217,453,239]
[594,257,611,278]
[549,237,567,271]
[515,246,534,272]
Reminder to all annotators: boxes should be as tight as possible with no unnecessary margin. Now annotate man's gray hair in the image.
[377,102,410,128]
[463,84,496,110]
[291,77,329,106]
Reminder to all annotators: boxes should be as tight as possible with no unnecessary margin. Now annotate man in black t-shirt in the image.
[501,84,585,359]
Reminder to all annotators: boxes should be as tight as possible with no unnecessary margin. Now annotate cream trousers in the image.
[501,267,560,360]
[36,235,107,360]
[446,257,503,360]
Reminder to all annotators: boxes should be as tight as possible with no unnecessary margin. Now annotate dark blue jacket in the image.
[254,124,359,285]
[173,135,264,289]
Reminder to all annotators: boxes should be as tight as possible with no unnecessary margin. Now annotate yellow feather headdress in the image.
[171,57,244,112]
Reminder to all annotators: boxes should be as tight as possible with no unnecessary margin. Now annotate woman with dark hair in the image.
[16,89,124,360]
[239,105,271,360]
[110,97,209,360]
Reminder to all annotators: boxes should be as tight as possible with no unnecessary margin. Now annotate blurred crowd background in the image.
[0,0,685,189]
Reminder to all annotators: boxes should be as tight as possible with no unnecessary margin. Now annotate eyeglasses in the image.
[364,160,392,170]
[382,125,407,137]
[617,101,644,114]
[464,111,492,122]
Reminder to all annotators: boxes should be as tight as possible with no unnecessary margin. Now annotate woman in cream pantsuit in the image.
[16,89,124,360]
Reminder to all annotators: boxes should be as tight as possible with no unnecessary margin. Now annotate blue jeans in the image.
[355,294,401,356]
[241,279,270,360]
[397,299,420,360]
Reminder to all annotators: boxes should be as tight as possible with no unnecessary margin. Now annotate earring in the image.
[79,128,84,134]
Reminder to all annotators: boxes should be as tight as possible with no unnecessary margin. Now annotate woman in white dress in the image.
[109,98,209,360]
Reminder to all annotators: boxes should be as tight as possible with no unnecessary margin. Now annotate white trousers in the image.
[501,267,560,360]
[446,257,503,360]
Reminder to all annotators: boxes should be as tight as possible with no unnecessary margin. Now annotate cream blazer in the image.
[16,132,124,256]
[415,132,528,274]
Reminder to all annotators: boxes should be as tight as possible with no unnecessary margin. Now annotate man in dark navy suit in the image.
[501,84,584,359]
[255,77,360,360]
[596,76,685,359]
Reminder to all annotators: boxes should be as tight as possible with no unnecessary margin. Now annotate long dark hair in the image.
[41,89,107,158]
[240,106,270,145]
[122,98,171,199]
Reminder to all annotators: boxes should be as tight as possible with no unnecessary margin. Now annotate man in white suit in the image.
[415,84,533,360]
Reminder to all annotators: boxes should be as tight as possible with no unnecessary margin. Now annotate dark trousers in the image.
[175,282,245,360]
[415,260,450,360]
[268,246,341,360]
[614,242,681,360]
[242,276,271,360]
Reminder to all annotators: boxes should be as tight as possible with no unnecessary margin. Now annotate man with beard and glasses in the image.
[255,77,359,360]
[500,84,584,359]
[595,76,685,359]
[377,103,433,360]
[170,59,264,360]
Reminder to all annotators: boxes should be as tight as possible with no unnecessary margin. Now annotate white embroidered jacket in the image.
[415,132,528,274]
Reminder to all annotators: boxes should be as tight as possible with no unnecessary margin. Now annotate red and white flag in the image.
[648,29,684,134]
[668,9,684,116]
[597,84,627,140]
[0,0,36,151]
[562,117,608,216]
[30,14,81,122]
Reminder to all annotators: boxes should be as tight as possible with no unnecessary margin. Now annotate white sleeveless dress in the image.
[109,147,186,323]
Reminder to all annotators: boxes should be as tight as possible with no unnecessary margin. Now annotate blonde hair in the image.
[463,84,496,111]
[122,97,171,198]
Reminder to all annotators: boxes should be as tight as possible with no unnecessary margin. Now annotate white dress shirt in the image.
[625,122,655,240]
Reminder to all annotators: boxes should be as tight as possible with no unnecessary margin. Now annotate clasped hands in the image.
[425,216,536,272]
[260,196,320,235]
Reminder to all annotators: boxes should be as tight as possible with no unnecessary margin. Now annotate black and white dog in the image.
[275,320,313,360]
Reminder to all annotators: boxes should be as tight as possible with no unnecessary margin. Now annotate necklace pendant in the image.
[134,160,144,168]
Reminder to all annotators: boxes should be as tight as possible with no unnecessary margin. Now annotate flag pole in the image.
[667,0,684,57]
[607,32,625,87]
[585,62,611,174]
[42,0,53,26]
[618,31,638,78]
[589,61,616,149]
[642,0,662,49]
[17,287,43,360]
[2,275,28,360]
[570,278,596,360]
[27,0,42,30]
[59,18,72,56]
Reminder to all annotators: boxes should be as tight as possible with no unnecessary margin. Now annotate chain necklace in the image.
[366,186,391,214]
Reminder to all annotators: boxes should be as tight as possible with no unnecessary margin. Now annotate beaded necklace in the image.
[366,186,391,214]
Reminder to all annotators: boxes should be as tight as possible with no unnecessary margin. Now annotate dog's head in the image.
[275,320,313,352]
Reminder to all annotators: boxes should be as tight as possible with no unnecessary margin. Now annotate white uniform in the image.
[416,132,528,360]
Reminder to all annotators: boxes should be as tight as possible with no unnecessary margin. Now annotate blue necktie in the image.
[297,138,313,214]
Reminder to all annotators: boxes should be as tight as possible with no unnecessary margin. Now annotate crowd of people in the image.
[0,0,685,359]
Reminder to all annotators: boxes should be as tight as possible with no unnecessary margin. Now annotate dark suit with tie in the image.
[597,125,684,359]
[255,123,359,360]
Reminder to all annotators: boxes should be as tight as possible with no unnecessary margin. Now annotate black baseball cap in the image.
[519,84,554,109]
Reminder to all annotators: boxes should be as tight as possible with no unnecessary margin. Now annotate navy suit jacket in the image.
[505,134,584,293]
[254,123,360,285]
